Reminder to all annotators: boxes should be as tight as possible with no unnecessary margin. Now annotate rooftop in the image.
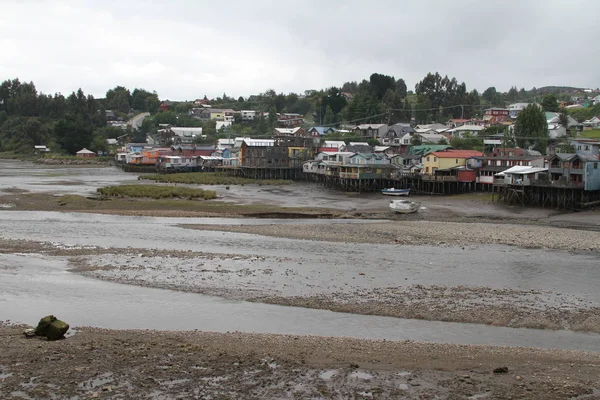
[429,150,485,158]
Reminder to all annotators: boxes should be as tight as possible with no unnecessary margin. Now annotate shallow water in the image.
[0,161,138,196]
[1,211,599,303]
[1,253,599,351]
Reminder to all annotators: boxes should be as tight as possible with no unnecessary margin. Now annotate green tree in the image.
[257,115,268,134]
[323,105,335,125]
[131,88,159,113]
[268,106,278,127]
[54,114,94,154]
[507,86,519,103]
[482,87,498,104]
[369,73,396,100]
[153,111,178,126]
[450,133,483,150]
[514,104,548,153]
[541,94,559,112]
[410,134,422,146]
[105,86,132,114]
[395,78,407,98]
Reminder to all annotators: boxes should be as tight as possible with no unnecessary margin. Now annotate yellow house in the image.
[423,150,484,174]
[210,111,225,120]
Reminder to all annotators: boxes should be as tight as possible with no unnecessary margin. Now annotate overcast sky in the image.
[1,0,598,101]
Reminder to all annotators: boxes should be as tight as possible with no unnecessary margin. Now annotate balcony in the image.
[339,172,359,179]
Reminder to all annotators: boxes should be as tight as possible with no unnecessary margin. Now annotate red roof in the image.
[430,150,484,158]
[317,147,339,153]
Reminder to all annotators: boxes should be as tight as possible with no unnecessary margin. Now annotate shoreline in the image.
[1,325,598,399]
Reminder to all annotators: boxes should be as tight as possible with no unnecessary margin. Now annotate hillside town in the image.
[105,101,600,200]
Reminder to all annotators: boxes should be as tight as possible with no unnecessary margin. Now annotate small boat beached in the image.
[381,187,410,196]
[389,199,420,214]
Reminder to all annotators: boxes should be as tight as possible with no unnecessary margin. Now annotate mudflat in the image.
[1,325,599,399]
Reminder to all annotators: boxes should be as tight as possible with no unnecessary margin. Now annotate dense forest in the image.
[0,79,158,155]
[0,73,597,155]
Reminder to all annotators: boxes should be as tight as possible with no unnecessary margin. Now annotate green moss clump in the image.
[97,184,216,200]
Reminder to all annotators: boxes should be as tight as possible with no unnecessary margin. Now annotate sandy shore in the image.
[1,325,599,399]
[181,219,600,252]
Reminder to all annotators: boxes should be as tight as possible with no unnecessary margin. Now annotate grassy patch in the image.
[579,129,600,139]
[140,172,293,186]
[0,152,37,161]
[97,185,217,200]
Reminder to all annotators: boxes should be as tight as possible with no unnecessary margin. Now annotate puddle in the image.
[319,370,338,380]
[349,371,374,380]
[78,372,114,389]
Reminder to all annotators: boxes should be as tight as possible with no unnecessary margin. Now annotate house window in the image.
[434,157,438,162]
[427,157,430,162]
[455,159,458,163]
[425,167,429,173]
[585,145,590,151]
[595,163,598,169]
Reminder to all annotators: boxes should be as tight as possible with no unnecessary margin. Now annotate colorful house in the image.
[547,153,600,190]
[422,150,484,175]
[307,126,335,137]
[76,148,96,158]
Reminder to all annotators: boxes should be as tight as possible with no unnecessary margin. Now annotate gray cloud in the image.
[0,0,598,100]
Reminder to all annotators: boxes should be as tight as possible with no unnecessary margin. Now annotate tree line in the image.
[0,79,158,155]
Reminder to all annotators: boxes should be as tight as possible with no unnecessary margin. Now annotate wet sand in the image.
[1,324,599,399]
[181,220,600,251]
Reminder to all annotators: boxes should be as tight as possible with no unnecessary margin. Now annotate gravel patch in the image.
[1,326,598,399]
[181,220,600,251]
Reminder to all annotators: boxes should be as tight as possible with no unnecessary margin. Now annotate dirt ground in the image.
[1,325,599,399]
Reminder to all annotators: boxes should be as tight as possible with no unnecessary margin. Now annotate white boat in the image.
[381,187,410,196]
[389,199,420,214]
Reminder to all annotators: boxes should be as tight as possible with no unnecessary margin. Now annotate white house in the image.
[548,124,567,139]
[448,124,485,137]
[593,95,600,106]
[508,103,530,118]
[583,116,600,128]
[323,140,346,149]
[169,127,204,144]
[216,121,232,131]
[241,110,257,120]
[217,138,235,150]
[496,166,548,186]
[419,133,448,143]
[34,145,50,154]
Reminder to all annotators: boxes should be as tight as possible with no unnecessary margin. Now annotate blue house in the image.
[307,126,335,137]
[548,153,600,191]
[127,143,146,153]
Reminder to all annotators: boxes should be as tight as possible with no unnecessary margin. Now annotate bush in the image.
[97,185,216,200]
